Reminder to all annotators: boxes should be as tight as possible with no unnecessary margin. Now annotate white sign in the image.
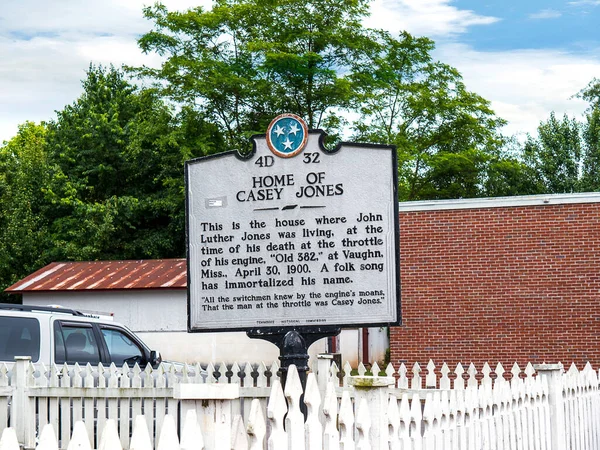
[186,115,399,331]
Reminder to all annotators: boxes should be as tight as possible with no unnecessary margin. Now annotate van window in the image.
[54,323,100,365]
[0,317,41,362]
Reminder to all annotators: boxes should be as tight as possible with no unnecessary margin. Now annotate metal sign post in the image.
[247,326,340,386]
[185,114,400,400]
[247,326,340,416]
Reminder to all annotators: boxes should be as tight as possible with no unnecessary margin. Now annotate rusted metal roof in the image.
[5,259,187,293]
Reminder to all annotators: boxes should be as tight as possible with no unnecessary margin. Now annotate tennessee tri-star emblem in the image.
[266,113,308,158]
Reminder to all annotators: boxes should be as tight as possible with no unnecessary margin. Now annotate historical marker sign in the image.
[186,115,400,332]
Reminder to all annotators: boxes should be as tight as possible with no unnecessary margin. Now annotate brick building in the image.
[392,192,600,370]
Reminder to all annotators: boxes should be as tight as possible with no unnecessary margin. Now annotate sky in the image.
[0,0,598,143]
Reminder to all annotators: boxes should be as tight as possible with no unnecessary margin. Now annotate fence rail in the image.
[1,357,599,449]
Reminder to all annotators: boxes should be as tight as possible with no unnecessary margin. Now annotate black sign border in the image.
[185,130,401,333]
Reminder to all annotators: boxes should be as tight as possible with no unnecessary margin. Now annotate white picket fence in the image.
[0,357,279,449]
[1,357,599,449]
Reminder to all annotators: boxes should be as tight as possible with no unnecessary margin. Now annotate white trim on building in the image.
[398,192,600,212]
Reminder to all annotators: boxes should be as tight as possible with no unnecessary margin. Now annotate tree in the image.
[522,112,582,194]
[350,31,509,200]
[44,65,222,261]
[510,78,600,196]
[134,0,378,150]
[134,1,514,200]
[0,122,51,301]
[579,79,600,191]
[483,156,541,198]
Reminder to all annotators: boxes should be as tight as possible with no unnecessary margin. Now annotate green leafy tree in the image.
[0,122,51,301]
[522,112,582,194]
[512,78,600,195]
[350,31,508,200]
[579,79,600,191]
[483,156,541,197]
[134,1,515,200]
[45,64,222,261]
[133,0,376,150]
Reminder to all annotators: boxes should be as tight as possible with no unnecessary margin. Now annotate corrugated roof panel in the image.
[5,259,188,293]
[161,267,187,288]
[10,263,66,291]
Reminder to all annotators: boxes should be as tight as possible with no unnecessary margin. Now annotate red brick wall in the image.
[391,202,600,370]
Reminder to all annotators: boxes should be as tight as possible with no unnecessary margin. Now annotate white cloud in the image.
[0,32,163,143]
[0,0,598,145]
[0,1,141,37]
[568,0,600,6]
[76,37,164,68]
[0,0,210,38]
[365,1,600,139]
[435,44,600,138]
[0,0,210,143]
[529,9,562,19]
[367,0,500,38]
[0,35,83,141]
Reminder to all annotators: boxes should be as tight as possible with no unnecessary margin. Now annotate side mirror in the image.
[150,350,162,367]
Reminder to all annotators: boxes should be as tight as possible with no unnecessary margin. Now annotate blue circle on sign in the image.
[266,114,308,158]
